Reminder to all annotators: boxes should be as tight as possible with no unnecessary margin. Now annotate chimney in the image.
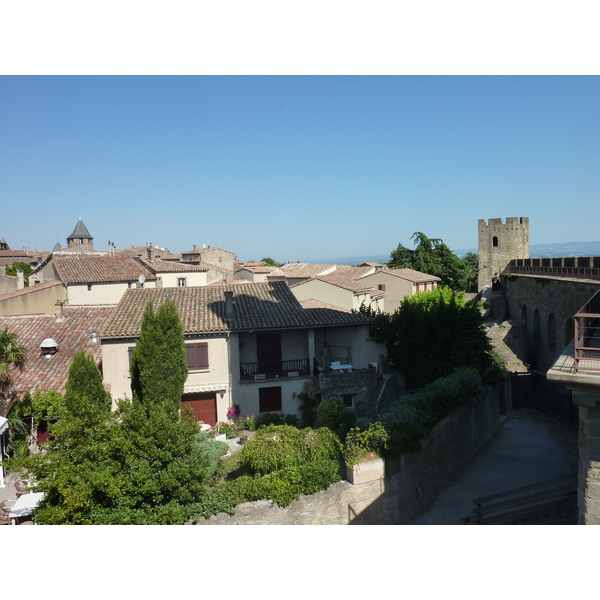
[224,291,234,326]
[55,300,65,323]
[193,244,197,251]
[16,270,24,290]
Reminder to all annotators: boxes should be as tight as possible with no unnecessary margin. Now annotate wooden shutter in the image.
[259,387,282,412]
[186,343,209,370]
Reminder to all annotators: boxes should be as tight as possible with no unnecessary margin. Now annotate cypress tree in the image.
[64,349,111,417]
[130,299,188,414]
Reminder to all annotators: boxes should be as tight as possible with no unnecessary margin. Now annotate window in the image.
[186,342,209,370]
[342,394,355,408]
[493,236,499,247]
[378,284,386,292]
[87,284,92,292]
[259,386,282,412]
[128,282,132,289]
[178,278,187,287]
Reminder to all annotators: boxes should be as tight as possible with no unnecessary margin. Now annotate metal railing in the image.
[574,290,600,373]
[240,358,309,380]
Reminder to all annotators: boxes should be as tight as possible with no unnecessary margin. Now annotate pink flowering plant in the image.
[226,405,241,419]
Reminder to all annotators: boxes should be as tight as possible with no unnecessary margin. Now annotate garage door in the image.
[181,392,217,426]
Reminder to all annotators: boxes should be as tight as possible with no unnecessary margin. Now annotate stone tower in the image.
[67,217,94,251]
[478,217,529,291]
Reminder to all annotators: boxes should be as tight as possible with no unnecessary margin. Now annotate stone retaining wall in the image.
[195,377,506,525]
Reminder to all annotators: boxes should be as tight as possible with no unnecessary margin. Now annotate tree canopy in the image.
[5,262,33,286]
[130,299,188,415]
[27,299,211,524]
[364,286,499,390]
[388,232,478,292]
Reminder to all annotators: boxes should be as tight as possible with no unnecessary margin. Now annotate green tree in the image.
[27,300,212,524]
[0,328,26,397]
[64,350,111,417]
[130,299,188,414]
[366,286,496,389]
[5,262,33,286]
[388,232,475,292]
[261,257,283,267]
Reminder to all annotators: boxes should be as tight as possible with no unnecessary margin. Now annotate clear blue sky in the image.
[2,76,599,262]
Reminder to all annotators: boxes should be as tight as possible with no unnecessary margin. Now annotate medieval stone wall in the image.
[504,274,600,372]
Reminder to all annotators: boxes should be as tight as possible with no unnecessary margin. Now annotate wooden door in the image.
[257,333,282,373]
[181,392,217,426]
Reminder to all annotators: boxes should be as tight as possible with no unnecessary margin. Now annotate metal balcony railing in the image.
[574,290,600,373]
[240,358,309,380]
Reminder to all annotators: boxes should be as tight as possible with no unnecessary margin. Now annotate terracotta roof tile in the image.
[269,263,336,279]
[53,256,158,284]
[362,268,441,283]
[101,281,371,338]
[0,306,116,406]
[135,257,209,273]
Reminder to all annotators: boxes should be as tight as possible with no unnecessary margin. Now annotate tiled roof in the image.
[294,273,373,293]
[135,257,209,273]
[53,256,158,284]
[160,253,183,261]
[242,261,267,267]
[208,280,250,286]
[0,280,63,302]
[101,281,372,338]
[363,268,441,283]
[0,306,115,410]
[0,249,47,259]
[181,246,234,255]
[334,265,375,278]
[269,263,336,279]
[299,298,351,313]
[236,266,274,274]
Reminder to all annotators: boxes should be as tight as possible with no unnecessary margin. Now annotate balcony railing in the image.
[574,290,600,373]
[240,359,309,380]
[504,265,600,280]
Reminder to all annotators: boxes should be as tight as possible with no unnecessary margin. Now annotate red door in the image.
[181,392,218,426]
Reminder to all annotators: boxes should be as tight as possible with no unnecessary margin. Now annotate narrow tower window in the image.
[493,236,498,247]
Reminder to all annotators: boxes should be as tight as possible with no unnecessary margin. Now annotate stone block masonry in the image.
[195,378,504,525]
[478,217,529,291]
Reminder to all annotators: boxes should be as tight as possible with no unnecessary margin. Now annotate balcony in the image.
[574,290,600,373]
[240,358,310,381]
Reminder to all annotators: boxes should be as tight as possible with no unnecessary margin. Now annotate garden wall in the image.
[195,377,505,525]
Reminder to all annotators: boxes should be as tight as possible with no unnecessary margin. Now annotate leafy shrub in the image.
[218,421,239,438]
[284,414,299,427]
[378,368,484,457]
[190,481,243,521]
[194,433,229,477]
[344,422,390,467]
[297,390,319,428]
[378,399,431,455]
[237,425,343,506]
[255,412,285,428]
[317,398,355,439]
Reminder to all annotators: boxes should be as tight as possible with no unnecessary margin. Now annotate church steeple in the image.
[66,217,94,250]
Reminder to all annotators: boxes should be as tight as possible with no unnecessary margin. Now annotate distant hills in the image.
[306,241,600,266]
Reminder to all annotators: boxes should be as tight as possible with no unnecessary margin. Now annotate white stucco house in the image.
[100,281,386,426]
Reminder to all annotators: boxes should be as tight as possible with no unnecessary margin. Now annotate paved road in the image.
[414,408,579,524]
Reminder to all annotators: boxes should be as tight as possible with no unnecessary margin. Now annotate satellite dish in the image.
[138,274,146,284]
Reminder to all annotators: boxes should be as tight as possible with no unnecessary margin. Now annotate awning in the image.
[183,383,229,394]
